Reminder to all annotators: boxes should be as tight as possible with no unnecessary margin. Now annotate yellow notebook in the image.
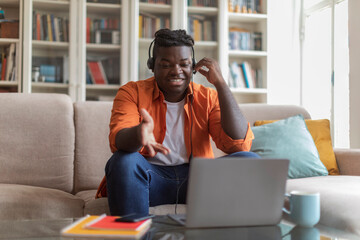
[61,215,151,239]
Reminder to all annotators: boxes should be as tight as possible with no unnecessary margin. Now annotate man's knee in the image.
[105,151,147,177]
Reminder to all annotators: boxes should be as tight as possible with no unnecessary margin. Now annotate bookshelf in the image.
[16,0,269,103]
[77,0,125,101]
[22,0,77,100]
[226,0,268,103]
[0,0,22,93]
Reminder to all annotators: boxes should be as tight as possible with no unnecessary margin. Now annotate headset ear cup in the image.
[147,58,154,70]
[192,58,197,74]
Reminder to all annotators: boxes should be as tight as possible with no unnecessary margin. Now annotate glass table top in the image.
[0,215,359,240]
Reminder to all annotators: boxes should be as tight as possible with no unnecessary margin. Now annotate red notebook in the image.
[85,215,152,231]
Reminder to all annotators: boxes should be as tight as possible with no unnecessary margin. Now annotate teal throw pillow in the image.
[251,114,328,178]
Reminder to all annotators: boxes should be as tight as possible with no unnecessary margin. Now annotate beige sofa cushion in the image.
[286,176,360,235]
[0,184,84,220]
[0,93,75,193]
[76,189,186,216]
[74,101,113,193]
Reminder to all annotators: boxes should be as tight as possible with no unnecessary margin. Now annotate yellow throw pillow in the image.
[254,119,339,175]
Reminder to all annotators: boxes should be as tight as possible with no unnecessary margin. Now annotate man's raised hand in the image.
[139,108,170,157]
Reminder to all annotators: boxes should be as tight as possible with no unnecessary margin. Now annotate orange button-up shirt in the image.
[109,77,254,157]
[96,77,254,198]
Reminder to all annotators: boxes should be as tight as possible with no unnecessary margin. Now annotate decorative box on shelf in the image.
[0,20,19,38]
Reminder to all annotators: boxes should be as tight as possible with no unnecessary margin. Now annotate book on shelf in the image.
[140,0,171,4]
[87,0,121,3]
[32,11,69,42]
[95,30,120,44]
[0,43,16,81]
[229,27,262,51]
[0,9,4,19]
[61,215,151,239]
[86,56,120,85]
[188,0,217,7]
[228,0,262,14]
[5,43,15,81]
[86,17,120,44]
[101,56,120,84]
[229,61,262,89]
[0,58,6,81]
[139,12,170,39]
[229,61,245,88]
[87,61,108,84]
[240,61,254,88]
[188,15,217,41]
[32,56,64,83]
[40,65,56,82]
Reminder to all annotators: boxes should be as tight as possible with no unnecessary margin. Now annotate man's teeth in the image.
[170,79,182,82]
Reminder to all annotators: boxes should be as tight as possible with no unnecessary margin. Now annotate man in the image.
[97,29,259,216]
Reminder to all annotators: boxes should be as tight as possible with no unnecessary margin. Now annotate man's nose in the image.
[170,64,183,74]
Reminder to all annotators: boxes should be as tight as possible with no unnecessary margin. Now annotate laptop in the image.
[168,157,289,228]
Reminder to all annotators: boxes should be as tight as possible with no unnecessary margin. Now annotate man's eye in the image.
[161,65,170,68]
[181,64,190,67]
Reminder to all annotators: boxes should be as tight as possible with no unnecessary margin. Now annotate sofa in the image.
[0,93,359,235]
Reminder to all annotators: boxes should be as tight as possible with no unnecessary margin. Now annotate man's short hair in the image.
[152,29,194,60]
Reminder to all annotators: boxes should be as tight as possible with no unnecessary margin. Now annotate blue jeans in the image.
[105,151,260,216]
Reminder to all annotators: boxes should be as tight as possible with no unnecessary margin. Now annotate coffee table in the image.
[0,215,359,239]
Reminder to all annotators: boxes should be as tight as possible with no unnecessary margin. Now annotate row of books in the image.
[86,57,120,85]
[86,18,120,44]
[188,0,217,7]
[188,15,217,41]
[87,0,121,3]
[32,56,67,83]
[228,0,262,14]
[32,12,69,42]
[228,61,262,89]
[140,0,171,4]
[229,27,262,51]
[61,214,151,239]
[0,43,16,81]
[139,13,170,39]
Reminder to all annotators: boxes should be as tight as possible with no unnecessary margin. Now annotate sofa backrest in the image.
[239,103,311,124]
[0,93,75,193]
[74,101,113,193]
[74,101,311,192]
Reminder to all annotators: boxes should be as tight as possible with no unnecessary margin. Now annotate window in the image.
[301,0,349,148]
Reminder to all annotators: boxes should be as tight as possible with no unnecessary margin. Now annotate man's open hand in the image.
[139,108,170,157]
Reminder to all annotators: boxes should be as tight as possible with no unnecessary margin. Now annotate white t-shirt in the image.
[147,98,188,166]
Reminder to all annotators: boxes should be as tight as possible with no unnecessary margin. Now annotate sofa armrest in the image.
[334,148,360,176]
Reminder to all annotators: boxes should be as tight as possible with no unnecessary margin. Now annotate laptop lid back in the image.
[186,157,289,228]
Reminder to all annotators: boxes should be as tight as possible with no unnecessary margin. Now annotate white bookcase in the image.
[77,0,127,101]
[16,0,268,103]
[22,0,77,100]
[128,0,268,103]
[226,0,268,103]
[0,0,22,93]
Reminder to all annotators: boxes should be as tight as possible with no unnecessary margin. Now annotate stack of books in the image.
[61,214,152,239]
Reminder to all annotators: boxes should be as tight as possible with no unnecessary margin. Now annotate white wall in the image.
[267,0,301,105]
[348,0,360,148]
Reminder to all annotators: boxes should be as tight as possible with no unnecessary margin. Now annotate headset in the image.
[147,39,197,74]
